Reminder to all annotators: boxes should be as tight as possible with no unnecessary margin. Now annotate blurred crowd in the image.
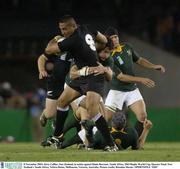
[118,0,180,55]
[0,81,45,110]
[0,81,46,142]
[142,6,180,54]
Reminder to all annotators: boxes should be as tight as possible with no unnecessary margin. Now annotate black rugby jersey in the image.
[58,25,99,69]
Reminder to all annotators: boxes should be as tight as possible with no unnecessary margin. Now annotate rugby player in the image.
[104,27,165,137]
[52,110,153,150]
[38,35,73,137]
[44,15,117,151]
[41,44,115,149]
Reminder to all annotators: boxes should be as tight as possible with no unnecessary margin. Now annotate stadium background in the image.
[0,0,180,143]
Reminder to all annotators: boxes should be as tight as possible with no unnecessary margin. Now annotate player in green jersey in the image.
[51,110,152,150]
[104,27,165,137]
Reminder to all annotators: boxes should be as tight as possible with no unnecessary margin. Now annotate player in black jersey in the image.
[45,15,117,151]
[38,35,72,138]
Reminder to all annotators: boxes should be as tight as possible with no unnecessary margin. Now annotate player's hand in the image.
[90,62,106,76]
[39,70,48,79]
[153,65,165,73]
[54,35,64,42]
[143,119,153,129]
[140,78,155,88]
[78,66,92,76]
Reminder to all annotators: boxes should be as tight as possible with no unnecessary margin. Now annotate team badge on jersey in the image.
[117,56,124,65]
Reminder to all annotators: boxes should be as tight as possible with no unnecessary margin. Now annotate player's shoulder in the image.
[121,42,134,50]
[79,24,98,37]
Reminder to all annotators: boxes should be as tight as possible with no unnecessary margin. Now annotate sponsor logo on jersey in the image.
[47,91,53,96]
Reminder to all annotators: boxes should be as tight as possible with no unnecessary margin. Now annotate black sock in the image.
[134,121,144,137]
[53,109,69,137]
[95,116,114,147]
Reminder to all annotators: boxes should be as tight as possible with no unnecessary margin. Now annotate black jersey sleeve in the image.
[58,37,74,52]
[44,52,58,62]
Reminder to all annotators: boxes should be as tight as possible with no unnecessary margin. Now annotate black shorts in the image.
[69,74,105,97]
[46,75,64,100]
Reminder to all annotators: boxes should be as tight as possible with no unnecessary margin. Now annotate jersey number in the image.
[85,34,96,51]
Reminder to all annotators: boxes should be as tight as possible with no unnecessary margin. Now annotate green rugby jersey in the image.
[111,43,140,91]
[99,55,114,69]
[93,127,139,150]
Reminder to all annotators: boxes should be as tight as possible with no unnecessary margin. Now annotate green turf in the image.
[0,142,180,161]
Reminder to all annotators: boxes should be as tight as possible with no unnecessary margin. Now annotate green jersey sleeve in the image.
[126,43,140,62]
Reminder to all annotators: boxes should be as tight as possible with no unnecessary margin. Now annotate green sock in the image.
[61,133,82,148]
[62,110,80,134]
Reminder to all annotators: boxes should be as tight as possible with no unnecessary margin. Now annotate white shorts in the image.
[74,95,86,106]
[105,88,143,110]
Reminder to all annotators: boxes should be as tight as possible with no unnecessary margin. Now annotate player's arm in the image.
[37,54,48,79]
[117,72,155,88]
[104,66,113,81]
[95,32,108,51]
[96,32,108,44]
[89,63,113,81]
[45,36,64,55]
[69,65,80,79]
[136,57,165,73]
[128,44,165,73]
[70,65,92,80]
[138,119,153,149]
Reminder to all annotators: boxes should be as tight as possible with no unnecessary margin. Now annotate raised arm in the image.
[37,54,48,79]
[136,57,165,73]
[45,36,63,55]
[116,72,155,88]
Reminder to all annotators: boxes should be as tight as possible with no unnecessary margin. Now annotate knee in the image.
[104,110,113,122]
[44,108,56,118]
[137,112,147,122]
[86,104,99,117]
[57,97,67,108]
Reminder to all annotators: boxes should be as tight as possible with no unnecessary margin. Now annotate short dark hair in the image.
[59,15,75,23]
[105,27,119,37]
[112,111,126,130]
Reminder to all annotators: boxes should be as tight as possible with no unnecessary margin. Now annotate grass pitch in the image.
[0,142,180,161]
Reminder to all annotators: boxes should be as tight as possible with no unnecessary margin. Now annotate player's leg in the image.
[86,91,115,150]
[53,85,81,137]
[40,98,57,126]
[105,89,125,122]
[127,89,147,137]
[40,78,64,127]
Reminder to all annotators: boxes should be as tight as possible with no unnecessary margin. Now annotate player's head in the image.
[105,27,119,48]
[98,38,112,61]
[98,47,111,61]
[59,15,77,38]
[112,111,126,130]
